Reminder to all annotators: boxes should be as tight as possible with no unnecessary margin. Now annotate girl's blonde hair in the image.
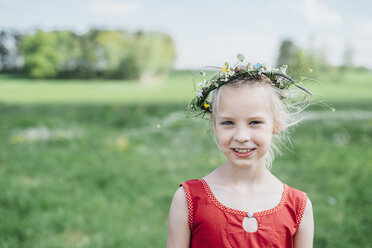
[210,75,311,170]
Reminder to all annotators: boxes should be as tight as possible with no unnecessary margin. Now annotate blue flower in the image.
[253,63,262,69]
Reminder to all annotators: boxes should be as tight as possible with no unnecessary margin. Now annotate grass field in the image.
[0,71,371,247]
[0,71,371,108]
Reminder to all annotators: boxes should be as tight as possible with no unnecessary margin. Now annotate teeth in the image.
[235,148,252,153]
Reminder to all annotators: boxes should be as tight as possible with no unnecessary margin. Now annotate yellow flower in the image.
[115,137,128,151]
[222,66,229,73]
[10,134,25,144]
[204,101,210,109]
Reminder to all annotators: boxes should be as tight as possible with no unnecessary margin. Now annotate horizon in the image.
[1,0,371,69]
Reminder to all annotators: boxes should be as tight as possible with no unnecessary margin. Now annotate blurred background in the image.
[0,0,371,247]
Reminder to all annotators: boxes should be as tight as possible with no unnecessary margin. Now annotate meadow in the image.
[0,71,371,247]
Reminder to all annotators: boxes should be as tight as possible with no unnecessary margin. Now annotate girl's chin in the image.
[226,159,258,168]
[224,155,266,169]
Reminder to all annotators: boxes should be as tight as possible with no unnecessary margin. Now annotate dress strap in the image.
[179,179,205,231]
[295,191,308,228]
[285,185,308,229]
[180,181,194,230]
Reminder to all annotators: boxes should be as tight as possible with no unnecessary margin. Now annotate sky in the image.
[1,0,371,69]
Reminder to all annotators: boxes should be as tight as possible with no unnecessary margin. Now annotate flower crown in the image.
[188,53,313,115]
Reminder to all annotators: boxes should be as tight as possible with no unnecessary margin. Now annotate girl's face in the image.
[213,83,278,169]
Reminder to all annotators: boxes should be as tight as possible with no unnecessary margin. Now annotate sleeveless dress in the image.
[180,179,307,248]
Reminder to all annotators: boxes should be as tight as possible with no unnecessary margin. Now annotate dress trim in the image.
[181,182,194,231]
[200,178,288,217]
[296,192,308,228]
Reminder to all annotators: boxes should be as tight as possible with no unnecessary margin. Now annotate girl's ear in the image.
[272,122,282,135]
[273,111,286,134]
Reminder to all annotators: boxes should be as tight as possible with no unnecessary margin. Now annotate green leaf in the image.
[237,53,245,62]
[224,62,229,67]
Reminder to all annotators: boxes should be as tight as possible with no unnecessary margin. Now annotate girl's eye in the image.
[250,121,262,125]
[221,121,234,125]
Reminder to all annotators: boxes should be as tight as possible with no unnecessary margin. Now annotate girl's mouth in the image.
[232,148,256,158]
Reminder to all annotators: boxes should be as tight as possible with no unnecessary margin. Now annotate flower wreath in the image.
[188,53,313,115]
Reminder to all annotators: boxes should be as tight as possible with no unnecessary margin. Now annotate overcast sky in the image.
[1,0,371,69]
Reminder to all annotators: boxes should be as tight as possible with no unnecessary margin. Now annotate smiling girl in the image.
[167,56,314,248]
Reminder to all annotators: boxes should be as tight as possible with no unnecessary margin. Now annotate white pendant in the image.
[242,212,258,232]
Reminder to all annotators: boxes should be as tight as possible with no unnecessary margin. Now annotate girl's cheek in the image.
[222,134,235,145]
[216,131,231,141]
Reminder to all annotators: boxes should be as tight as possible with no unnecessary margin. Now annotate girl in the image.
[167,56,314,248]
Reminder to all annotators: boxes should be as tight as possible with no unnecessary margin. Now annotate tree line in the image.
[0,30,368,81]
[0,29,176,80]
[276,39,368,78]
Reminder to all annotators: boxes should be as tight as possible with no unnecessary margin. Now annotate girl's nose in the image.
[234,127,250,143]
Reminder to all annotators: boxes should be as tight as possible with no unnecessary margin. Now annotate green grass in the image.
[0,71,371,108]
[307,71,372,108]
[0,72,195,104]
[0,71,371,247]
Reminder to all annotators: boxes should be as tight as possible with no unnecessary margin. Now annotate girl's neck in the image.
[212,159,278,191]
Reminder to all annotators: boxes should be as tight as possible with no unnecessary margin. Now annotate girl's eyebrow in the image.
[217,115,235,120]
[218,115,265,119]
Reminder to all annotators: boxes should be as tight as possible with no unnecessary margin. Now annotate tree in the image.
[276,39,331,78]
[0,30,9,71]
[94,30,134,79]
[54,30,81,75]
[75,29,100,78]
[276,39,297,68]
[0,30,23,72]
[16,29,177,80]
[20,30,62,78]
[133,31,176,82]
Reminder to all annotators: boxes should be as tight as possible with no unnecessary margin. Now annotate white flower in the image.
[196,89,203,98]
[280,65,288,75]
[277,77,284,87]
[197,80,208,88]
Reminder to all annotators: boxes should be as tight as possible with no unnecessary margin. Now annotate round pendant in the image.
[242,212,258,232]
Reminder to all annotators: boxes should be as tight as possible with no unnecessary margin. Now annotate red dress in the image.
[180,179,307,248]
